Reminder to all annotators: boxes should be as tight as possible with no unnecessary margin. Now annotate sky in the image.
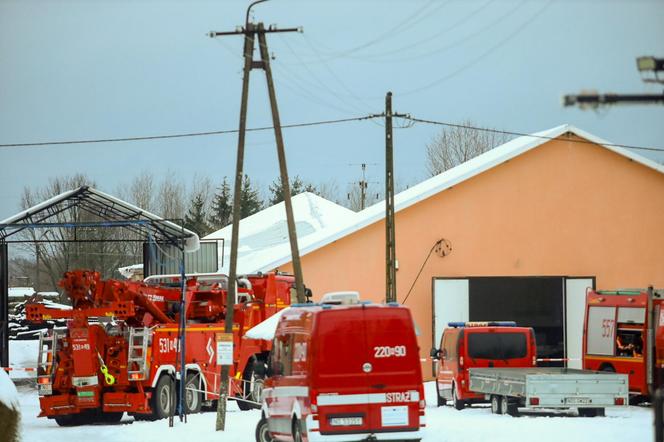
[1,0,663,220]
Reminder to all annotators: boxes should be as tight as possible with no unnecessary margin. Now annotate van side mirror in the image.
[271,360,284,376]
[430,348,441,360]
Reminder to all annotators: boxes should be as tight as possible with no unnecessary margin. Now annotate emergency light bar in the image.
[448,321,517,328]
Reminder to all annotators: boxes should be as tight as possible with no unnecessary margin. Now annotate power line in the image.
[0,115,378,148]
[402,115,664,153]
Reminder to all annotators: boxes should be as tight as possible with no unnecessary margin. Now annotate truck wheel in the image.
[435,382,447,407]
[491,395,503,414]
[151,375,175,420]
[452,384,465,410]
[97,412,123,423]
[184,373,202,414]
[255,415,273,442]
[238,361,263,411]
[54,414,79,427]
[292,418,303,442]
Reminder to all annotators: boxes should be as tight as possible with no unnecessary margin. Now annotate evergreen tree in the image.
[208,177,233,230]
[268,175,317,206]
[240,174,263,218]
[184,193,210,236]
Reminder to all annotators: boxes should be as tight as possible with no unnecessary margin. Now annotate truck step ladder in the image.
[127,327,150,380]
[37,329,65,378]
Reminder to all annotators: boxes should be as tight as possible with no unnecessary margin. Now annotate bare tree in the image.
[425,121,511,176]
[156,173,186,221]
[16,175,142,297]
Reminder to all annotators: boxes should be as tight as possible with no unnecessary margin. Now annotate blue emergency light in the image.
[448,321,517,328]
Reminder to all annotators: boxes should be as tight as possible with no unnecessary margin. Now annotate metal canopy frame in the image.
[0,186,198,247]
[0,186,199,403]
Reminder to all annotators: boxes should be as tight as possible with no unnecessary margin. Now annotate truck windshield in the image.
[467,332,527,360]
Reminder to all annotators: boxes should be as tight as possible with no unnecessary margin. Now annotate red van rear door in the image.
[313,308,372,435]
[363,306,422,433]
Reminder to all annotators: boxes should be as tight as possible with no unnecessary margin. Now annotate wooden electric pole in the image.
[385,92,397,303]
[208,0,305,431]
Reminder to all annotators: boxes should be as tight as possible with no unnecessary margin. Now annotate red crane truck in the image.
[583,287,663,403]
[27,269,294,425]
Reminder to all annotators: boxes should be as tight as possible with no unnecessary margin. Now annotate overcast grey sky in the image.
[1,0,663,220]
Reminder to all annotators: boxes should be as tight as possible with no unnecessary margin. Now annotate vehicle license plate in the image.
[565,397,591,405]
[330,417,362,426]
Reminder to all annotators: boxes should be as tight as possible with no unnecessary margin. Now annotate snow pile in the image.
[204,192,357,274]
[8,287,35,299]
[0,369,20,411]
[244,308,291,340]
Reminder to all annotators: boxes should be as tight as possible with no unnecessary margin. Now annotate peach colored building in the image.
[269,125,664,378]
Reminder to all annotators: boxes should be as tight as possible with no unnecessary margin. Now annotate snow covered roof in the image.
[245,124,664,271]
[203,192,357,274]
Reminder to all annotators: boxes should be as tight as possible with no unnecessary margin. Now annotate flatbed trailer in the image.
[469,367,628,417]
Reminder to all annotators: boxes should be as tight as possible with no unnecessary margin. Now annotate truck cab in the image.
[430,321,537,409]
[257,301,425,442]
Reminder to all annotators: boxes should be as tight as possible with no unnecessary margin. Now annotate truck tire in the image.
[436,382,447,407]
[255,415,273,442]
[452,384,465,410]
[184,373,202,414]
[97,412,123,423]
[238,361,264,411]
[292,418,303,442]
[491,395,503,414]
[151,375,175,420]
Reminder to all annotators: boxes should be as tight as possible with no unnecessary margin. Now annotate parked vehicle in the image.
[256,298,425,442]
[469,367,628,417]
[583,287,663,402]
[26,269,294,425]
[431,321,629,416]
[430,321,537,409]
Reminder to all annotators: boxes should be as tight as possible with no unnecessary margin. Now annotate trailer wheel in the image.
[255,415,273,442]
[452,384,465,410]
[151,375,175,420]
[578,407,604,417]
[491,395,503,414]
[435,382,447,407]
[184,373,202,414]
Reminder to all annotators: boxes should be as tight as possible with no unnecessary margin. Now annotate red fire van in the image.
[255,301,425,442]
[430,322,537,409]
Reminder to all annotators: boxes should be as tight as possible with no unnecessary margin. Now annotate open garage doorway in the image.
[432,276,594,370]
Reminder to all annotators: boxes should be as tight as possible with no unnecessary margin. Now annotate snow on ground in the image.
[14,381,652,442]
[0,369,20,411]
[8,340,39,380]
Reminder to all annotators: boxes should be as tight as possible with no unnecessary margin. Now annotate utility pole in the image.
[208,0,305,431]
[348,163,378,210]
[385,92,397,303]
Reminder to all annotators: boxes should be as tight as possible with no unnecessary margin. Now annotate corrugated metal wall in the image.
[143,240,220,276]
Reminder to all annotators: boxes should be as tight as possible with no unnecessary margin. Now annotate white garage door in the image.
[565,278,594,369]
[433,279,469,349]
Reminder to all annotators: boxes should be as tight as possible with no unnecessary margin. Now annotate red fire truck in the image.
[27,269,293,425]
[255,298,425,442]
[583,287,663,401]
